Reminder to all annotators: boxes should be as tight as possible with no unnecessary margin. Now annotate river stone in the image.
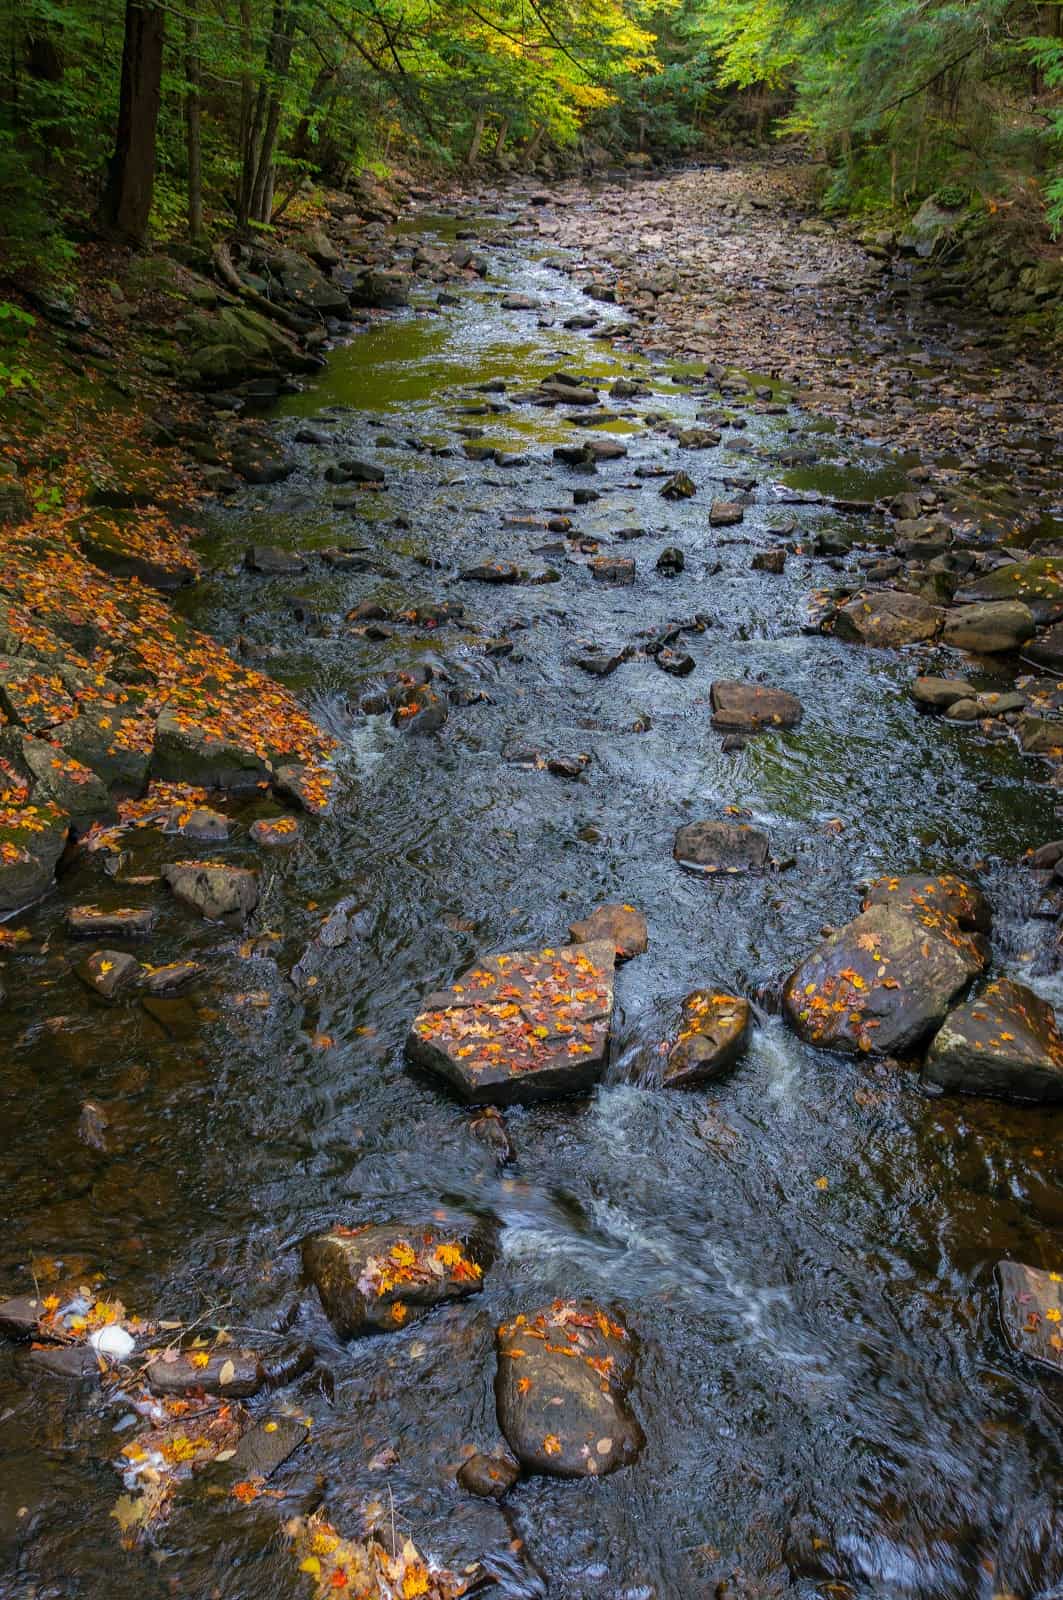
[995,1261,1063,1373]
[910,676,976,710]
[141,960,206,996]
[1018,714,1063,754]
[956,558,1063,623]
[66,905,155,938]
[861,872,991,933]
[783,902,985,1055]
[589,556,635,585]
[674,820,770,874]
[245,545,308,576]
[709,501,744,527]
[302,1221,488,1336]
[146,1349,263,1398]
[151,709,271,790]
[461,558,522,583]
[0,1294,49,1338]
[325,457,385,485]
[567,903,648,963]
[942,601,1035,653]
[161,860,258,923]
[833,590,942,647]
[230,437,296,485]
[1022,621,1063,673]
[661,471,695,500]
[273,762,334,816]
[495,1300,643,1478]
[922,979,1063,1103]
[457,1453,520,1499]
[663,991,752,1087]
[250,815,300,846]
[656,646,695,676]
[0,804,69,913]
[75,949,142,1001]
[710,680,803,734]
[406,941,616,1105]
[3,730,113,833]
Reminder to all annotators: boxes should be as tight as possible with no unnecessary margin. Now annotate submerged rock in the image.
[66,905,155,939]
[783,899,985,1055]
[161,860,258,923]
[406,941,616,1104]
[674,819,770,874]
[710,680,803,734]
[663,991,752,1087]
[495,1300,643,1478]
[995,1261,1063,1373]
[567,902,648,963]
[922,979,1063,1103]
[457,1453,519,1499]
[302,1220,488,1336]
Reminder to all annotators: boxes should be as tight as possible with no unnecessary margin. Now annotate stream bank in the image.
[1,162,1063,1600]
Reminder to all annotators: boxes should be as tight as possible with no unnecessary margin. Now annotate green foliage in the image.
[0,301,36,400]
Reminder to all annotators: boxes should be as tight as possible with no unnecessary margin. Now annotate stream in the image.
[2,179,1063,1599]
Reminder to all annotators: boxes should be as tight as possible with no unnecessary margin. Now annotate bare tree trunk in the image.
[523,123,546,167]
[494,118,508,159]
[466,108,485,166]
[890,146,898,207]
[239,0,294,226]
[99,0,165,244]
[185,2,203,240]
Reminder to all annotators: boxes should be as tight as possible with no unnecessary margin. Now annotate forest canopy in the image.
[1,0,1062,273]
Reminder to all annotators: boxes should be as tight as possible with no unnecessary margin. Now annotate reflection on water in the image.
[2,211,1062,1600]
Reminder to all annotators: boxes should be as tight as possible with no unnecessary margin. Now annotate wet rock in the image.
[922,979,1063,1103]
[457,1453,519,1499]
[325,457,386,485]
[163,803,230,842]
[28,1344,100,1381]
[910,676,975,710]
[146,1349,264,1398]
[348,268,410,309]
[656,646,695,676]
[75,949,142,1001]
[943,698,979,722]
[392,691,448,736]
[66,905,155,938]
[861,871,991,933]
[783,901,985,1056]
[656,547,684,575]
[77,517,199,590]
[495,1300,643,1478]
[710,680,803,734]
[1022,621,1063,673]
[589,555,635,585]
[1018,714,1063,754]
[230,437,296,485]
[995,1261,1063,1373]
[152,709,271,790]
[208,1414,310,1485]
[501,294,540,311]
[78,1100,112,1151]
[461,559,523,583]
[568,903,648,963]
[752,548,787,573]
[660,472,696,500]
[709,501,745,527]
[470,1107,515,1167]
[663,991,752,1087]
[832,590,942,647]
[545,752,589,779]
[0,1294,48,1338]
[942,601,1035,654]
[406,940,616,1105]
[161,860,259,923]
[956,558,1063,622]
[250,815,300,846]
[0,804,69,911]
[273,762,334,816]
[674,820,770,874]
[140,960,205,996]
[244,545,308,576]
[302,1220,488,1336]
[573,644,629,676]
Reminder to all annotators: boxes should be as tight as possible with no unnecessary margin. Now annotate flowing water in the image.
[2,202,1063,1599]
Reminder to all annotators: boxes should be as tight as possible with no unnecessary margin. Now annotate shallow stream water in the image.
[2,199,1063,1599]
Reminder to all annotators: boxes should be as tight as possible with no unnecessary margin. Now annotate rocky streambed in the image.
[2,164,1063,1599]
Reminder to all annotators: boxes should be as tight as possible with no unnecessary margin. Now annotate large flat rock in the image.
[832,590,942,647]
[406,941,616,1104]
[674,819,770,874]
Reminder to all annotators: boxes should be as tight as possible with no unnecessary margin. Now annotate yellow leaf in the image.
[218,1359,235,1386]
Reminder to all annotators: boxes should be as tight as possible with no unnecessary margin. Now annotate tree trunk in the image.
[523,123,546,166]
[238,0,294,226]
[494,118,508,159]
[99,0,165,245]
[466,109,485,166]
[185,4,203,240]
